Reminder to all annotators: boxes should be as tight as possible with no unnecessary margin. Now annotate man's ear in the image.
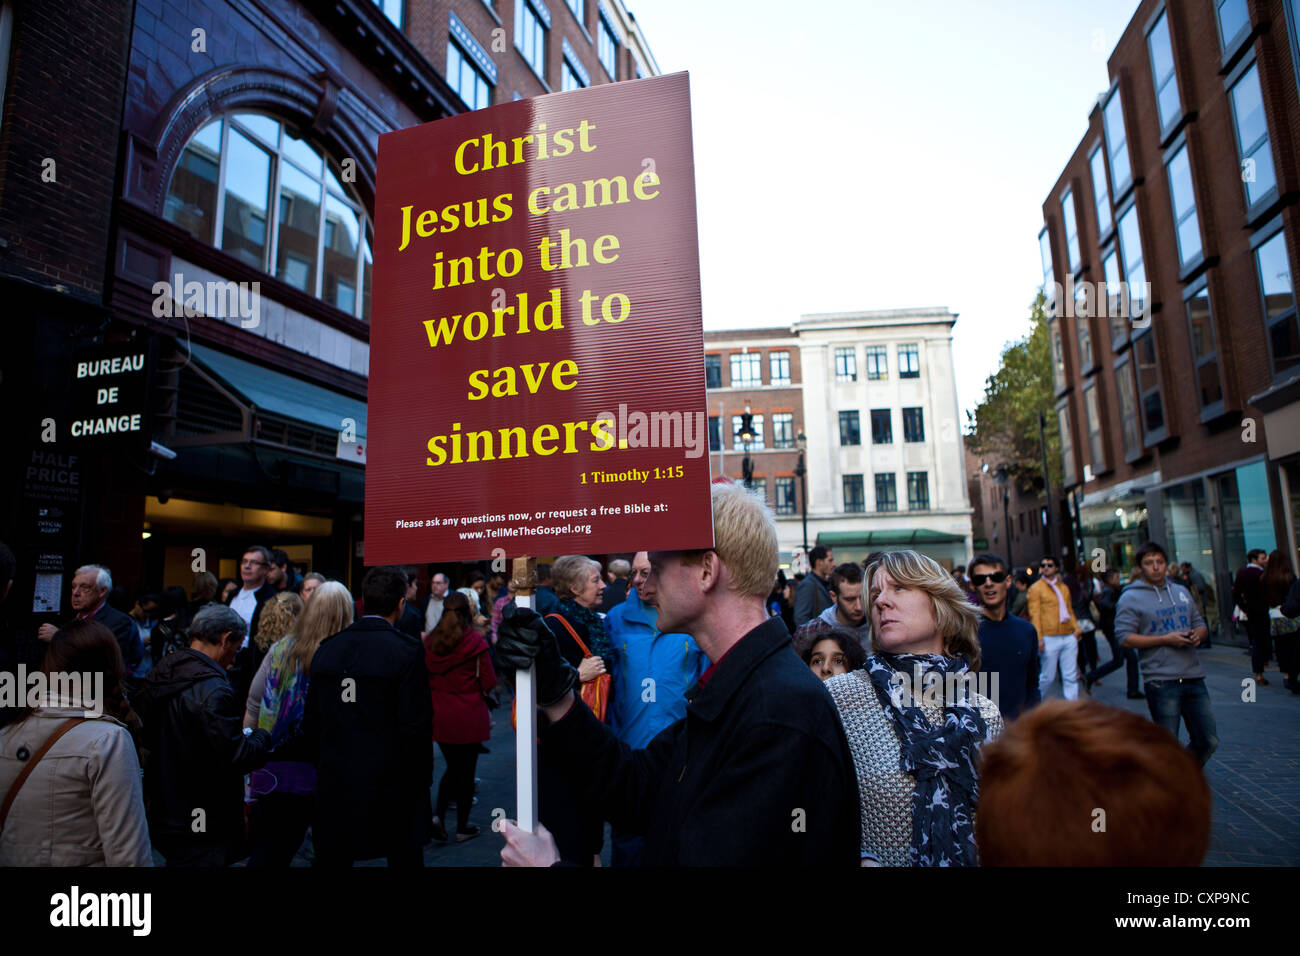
[698,551,722,594]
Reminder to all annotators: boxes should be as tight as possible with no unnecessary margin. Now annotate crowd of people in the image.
[1,494,1296,866]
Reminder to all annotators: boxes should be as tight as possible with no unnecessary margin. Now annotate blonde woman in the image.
[245,591,304,726]
[825,550,1002,867]
[244,581,354,867]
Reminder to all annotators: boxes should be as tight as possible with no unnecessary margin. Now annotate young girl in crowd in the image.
[794,627,866,680]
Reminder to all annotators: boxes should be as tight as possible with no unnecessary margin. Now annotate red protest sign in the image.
[365,73,713,564]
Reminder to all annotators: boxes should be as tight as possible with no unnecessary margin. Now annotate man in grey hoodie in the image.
[1114,541,1217,767]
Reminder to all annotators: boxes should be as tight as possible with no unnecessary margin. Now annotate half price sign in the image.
[366,73,713,563]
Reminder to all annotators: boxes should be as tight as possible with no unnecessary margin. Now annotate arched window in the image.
[163,113,373,322]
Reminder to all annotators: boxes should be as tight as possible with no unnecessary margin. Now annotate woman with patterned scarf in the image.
[242,580,354,867]
[825,549,1003,866]
[538,555,612,864]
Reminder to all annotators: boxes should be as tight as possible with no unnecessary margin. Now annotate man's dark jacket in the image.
[1233,564,1268,622]
[599,578,628,613]
[793,573,832,627]
[302,616,433,861]
[89,603,144,674]
[537,615,860,866]
[1096,583,1122,641]
[229,582,278,705]
[134,649,271,855]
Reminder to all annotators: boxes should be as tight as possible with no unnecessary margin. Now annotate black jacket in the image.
[397,603,424,639]
[793,574,832,627]
[134,649,271,851]
[88,603,143,674]
[600,578,628,613]
[229,583,278,707]
[1233,565,1268,621]
[537,615,860,866]
[302,616,433,861]
[1096,583,1122,640]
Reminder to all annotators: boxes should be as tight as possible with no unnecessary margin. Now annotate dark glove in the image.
[497,606,578,708]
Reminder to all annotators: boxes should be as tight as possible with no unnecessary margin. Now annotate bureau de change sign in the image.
[366,73,713,563]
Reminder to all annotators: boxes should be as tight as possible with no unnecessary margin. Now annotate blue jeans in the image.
[1144,678,1218,767]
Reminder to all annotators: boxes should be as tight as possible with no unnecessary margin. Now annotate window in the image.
[447,41,492,111]
[1255,229,1299,376]
[1147,11,1181,133]
[1075,282,1093,370]
[843,475,865,513]
[1049,317,1066,392]
[562,58,585,91]
[1115,357,1142,460]
[163,114,373,321]
[775,477,796,515]
[1103,88,1132,198]
[1133,329,1166,440]
[838,410,861,446]
[561,38,590,91]
[902,407,925,443]
[598,13,618,78]
[1083,383,1106,473]
[705,354,722,388]
[1216,0,1251,55]
[870,409,892,444]
[1117,204,1148,318]
[1061,189,1081,274]
[1230,64,1277,208]
[730,352,761,388]
[515,0,548,81]
[834,346,857,382]
[865,345,888,380]
[906,472,930,511]
[1103,248,1126,346]
[1039,226,1055,296]
[1186,286,1223,409]
[875,474,898,512]
[772,413,794,449]
[1058,405,1077,487]
[750,477,766,503]
[565,0,584,25]
[708,415,721,452]
[733,414,764,450]
[898,343,920,378]
[372,0,403,29]
[1166,144,1202,267]
[1089,145,1113,237]
[769,351,790,386]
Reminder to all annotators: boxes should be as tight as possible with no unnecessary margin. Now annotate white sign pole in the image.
[511,557,539,833]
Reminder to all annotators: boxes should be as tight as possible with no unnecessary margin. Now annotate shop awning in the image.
[189,343,366,436]
[816,529,967,547]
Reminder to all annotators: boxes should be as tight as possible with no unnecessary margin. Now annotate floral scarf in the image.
[864,652,988,867]
[258,635,309,745]
[557,598,610,660]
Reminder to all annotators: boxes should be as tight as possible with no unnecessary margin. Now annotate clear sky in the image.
[629,0,1142,420]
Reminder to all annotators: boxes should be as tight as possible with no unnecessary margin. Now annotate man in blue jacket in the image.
[605,550,708,865]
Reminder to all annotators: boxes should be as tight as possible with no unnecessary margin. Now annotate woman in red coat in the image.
[426,591,497,842]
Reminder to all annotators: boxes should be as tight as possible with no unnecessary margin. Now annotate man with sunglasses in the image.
[1027,554,1082,700]
[970,553,1040,719]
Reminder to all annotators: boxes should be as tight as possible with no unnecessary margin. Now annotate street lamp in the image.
[993,464,1013,568]
[736,406,755,489]
[794,431,808,556]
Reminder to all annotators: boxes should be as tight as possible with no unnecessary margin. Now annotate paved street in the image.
[1047,640,1300,866]
[222,637,1299,868]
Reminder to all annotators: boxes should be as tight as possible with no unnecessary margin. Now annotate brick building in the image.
[706,309,974,568]
[0,0,657,644]
[1039,0,1300,638]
